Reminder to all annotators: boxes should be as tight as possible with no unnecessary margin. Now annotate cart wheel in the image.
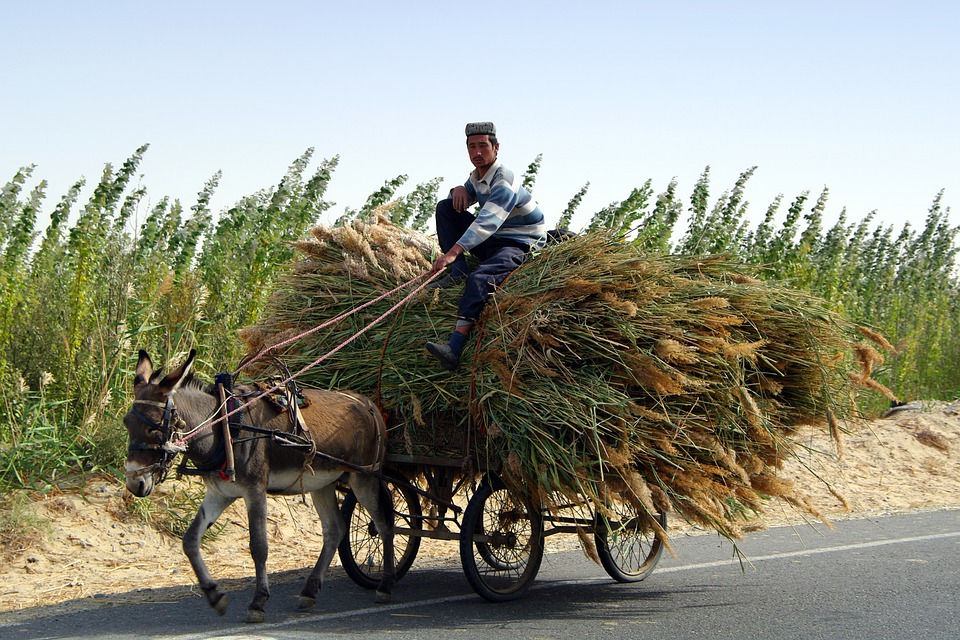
[459,475,544,602]
[594,502,666,583]
[339,472,422,590]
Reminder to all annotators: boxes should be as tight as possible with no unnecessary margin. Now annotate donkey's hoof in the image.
[212,594,230,616]
[375,591,393,604]
[246,608,265,624]
[298,595,316,610]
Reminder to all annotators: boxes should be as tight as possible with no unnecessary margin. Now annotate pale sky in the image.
[2,1,957,235]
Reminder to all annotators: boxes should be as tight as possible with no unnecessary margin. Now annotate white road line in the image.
[160,528,960,640]
[654,529,960,573]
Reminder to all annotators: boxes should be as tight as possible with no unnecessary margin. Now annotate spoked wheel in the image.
[594,501,666,583]
[338,471,422,589]
[459,474,544,602]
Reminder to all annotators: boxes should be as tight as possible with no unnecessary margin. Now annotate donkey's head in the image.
[123,349,196,497]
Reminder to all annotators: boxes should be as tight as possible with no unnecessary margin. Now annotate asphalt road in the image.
[4,508,959,640]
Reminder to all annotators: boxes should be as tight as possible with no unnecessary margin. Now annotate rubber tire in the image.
[459,475,544,602]
[595,504,666,583]
[338,472,421,590]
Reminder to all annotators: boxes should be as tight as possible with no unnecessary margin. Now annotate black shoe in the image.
[425,342,460,371]
[425,273,467,290]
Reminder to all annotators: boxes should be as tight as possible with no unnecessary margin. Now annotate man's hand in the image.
[432,244,465,273]
[451,186,469,212]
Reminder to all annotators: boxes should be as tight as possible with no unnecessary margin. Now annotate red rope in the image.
[174,269,442,446]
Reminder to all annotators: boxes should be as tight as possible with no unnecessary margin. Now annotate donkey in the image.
[123,349,395,622]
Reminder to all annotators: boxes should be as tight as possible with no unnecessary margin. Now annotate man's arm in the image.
[432,243,465,273]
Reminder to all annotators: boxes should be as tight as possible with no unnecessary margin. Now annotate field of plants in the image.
[1,145,957,529]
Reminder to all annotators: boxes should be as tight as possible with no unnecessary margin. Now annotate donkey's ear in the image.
[158,349,196,395]
[135,350,153,387]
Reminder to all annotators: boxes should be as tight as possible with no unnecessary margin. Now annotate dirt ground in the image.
[2,400,959,621]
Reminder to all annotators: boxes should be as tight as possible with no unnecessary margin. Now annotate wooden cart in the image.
[337,427,666,602]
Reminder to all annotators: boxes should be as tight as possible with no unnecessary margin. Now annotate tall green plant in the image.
[389,177,442,231]
[1,171,43,366]
[675,166,712,254]
[631,178,683,252]
[586,180,654,236]
[196,150,337,362]
[522,154,543,191]
[336,170,403,226]
[556,182,590,231]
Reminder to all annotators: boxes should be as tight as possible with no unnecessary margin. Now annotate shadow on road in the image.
[1,560,681,638]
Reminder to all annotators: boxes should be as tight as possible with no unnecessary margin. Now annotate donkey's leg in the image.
[298,484,344,609]
[244,490,271,623]
[183,490,236,616]
[351,474,397,603]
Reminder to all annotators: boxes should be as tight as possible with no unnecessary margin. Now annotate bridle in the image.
[125,397,188,484]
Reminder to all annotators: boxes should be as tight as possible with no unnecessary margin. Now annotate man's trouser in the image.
[435,198,528,322]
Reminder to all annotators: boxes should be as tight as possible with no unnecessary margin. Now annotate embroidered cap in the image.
[465,121,496,137]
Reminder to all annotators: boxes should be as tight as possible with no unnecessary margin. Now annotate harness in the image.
[174,382,318,481]
[125,375,385,489]
[174,393,242,479]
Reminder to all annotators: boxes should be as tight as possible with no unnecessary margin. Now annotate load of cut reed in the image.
[240,213,895,540]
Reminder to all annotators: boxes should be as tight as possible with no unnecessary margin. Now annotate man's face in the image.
[467,135,498,172]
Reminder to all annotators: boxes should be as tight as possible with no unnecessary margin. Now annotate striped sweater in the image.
[457,161,547,252]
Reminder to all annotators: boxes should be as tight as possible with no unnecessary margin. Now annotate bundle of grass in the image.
[240,213,895,540]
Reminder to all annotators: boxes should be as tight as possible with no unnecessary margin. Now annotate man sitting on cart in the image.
[425,121,547,371]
